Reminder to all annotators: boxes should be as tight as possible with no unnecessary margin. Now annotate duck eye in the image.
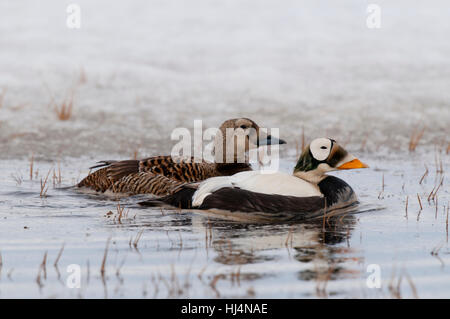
[320,146,327,149]
[240,125,247,129]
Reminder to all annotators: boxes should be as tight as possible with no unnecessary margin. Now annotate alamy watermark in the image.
[66,4,381,30]
[66,3,81,29]
[366,4,381,29]
[170,120,281,173]
[66,264,81,288]
[366,264,381,288]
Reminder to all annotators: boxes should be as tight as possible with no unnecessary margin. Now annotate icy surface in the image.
[0,0,449,159]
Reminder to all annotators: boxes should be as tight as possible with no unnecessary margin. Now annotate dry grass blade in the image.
[48,83,77,121]
[197,265,207,281]
[408,127,425,152]
[209,274,226,297]
[133,229,144,249]
[388,270,402,299]
[54,93,74,121]
[41,251,48,279]
[446,204,449,242]
[419,165,428,184]
[29,153,34,180]
[434,148,444,174]
[427,185,436,202]
[57,161,62,184]
[51,162,62,187]
[0,87,6,109]
[435,196,439,219]
[116,203,128,223]
[416,195,423,221]
[285,226,295,247]
[428,176,444,202]
[405,196,408,219]
[432,176,444,201]
[430,242,444,256]
[36,251,48,288]
[100,237,111,279]
[40,167,53,197]
[430,242,445,268]
[11,172,23,185]
[53,243,65,267]
[36,271,43,288]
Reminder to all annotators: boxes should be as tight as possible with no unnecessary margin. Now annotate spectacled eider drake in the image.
[139,138,368,220]
[77,118,286,195]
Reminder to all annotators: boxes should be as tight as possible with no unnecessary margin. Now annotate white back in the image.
[192,171,322,207]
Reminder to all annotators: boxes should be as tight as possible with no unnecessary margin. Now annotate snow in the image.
[0,0,449,160]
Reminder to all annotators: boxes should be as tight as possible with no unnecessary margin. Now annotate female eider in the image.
[77,118,286,195]
[139,138,368,219]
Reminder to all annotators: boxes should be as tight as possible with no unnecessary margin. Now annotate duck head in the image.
[293,138,368,183]
[214,118,286,163]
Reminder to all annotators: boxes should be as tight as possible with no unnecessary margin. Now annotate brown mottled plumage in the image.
[77,118,286,195]
[110,172,186,196]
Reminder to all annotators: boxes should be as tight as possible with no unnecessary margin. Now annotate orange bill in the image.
[338,158,369,170]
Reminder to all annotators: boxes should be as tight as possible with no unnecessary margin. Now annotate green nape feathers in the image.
[293,148,319,173]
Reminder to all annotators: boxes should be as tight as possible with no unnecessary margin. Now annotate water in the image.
[0,154,448,298]
[0,0,449,299]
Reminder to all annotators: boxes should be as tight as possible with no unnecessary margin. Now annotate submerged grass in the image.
[1,153,448,299]
[405,196,408,219]
[40,167,53,198]
[35,251,48,289]
[133,230,144,249]
[29,154,34,180]
[100,238,111,280]
[419,165,428,184]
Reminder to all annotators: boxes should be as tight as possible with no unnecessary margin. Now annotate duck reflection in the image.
[192,212,362,296]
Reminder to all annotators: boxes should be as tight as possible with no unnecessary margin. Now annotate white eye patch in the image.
[310,138,332,161]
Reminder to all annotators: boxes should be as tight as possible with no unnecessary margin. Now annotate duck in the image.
[77,118,286,195]
[139,138,368,219]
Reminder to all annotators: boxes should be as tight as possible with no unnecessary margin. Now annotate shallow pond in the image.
[0,152,448,298]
